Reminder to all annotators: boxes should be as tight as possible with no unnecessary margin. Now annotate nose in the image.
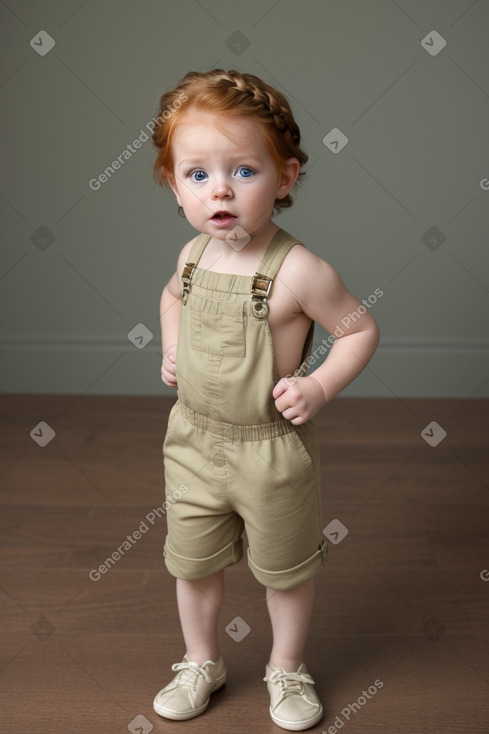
[211,176,233,199]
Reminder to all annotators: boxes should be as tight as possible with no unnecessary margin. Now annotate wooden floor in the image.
[1,395,488,733]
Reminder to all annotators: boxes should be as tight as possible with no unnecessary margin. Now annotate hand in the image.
[273,375,326,425]
[161,345,178,389]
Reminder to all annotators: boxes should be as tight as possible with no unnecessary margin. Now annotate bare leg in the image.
[266,577,315,671]
[176,570,224,666]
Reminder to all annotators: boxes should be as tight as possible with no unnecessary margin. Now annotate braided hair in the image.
[152,69,308,212]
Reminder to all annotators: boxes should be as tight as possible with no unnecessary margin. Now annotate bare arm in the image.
[160,239,195,389]
[273,248,380,424]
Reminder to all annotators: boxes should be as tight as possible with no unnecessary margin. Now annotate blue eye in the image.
[190,170,207,182]
[236,166,254,178]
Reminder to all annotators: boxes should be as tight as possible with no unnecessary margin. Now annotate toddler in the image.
[151,69,379,731]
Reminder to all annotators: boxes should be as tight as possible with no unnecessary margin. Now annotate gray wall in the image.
[1,0,488,397]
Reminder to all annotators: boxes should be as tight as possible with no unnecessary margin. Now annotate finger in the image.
[272,377,291,399]
[276,403,297,421]
[161,368,177,388]
[274,394,290,414]
[163,359,177,375]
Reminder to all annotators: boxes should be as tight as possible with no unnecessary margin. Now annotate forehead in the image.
[172,109,268,156]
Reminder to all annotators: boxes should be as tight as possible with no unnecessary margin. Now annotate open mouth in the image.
[211,211,236,225]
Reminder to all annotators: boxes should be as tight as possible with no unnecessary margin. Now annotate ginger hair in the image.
[151,69,308,212]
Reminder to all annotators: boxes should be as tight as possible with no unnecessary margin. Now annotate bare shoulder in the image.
[165,236,199,299]
[175,235,199,278]
[275,239,378,337]
[279,242,347,303]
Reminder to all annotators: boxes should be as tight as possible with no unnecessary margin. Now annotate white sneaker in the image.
[153,655,227,720]
[264,662,323,731]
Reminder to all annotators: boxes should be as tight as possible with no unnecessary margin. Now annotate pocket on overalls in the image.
[290,422,321,477]
[190,297,246,357]
[163,400,180,453]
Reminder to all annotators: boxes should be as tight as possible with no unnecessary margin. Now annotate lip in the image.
[210,211,236,228]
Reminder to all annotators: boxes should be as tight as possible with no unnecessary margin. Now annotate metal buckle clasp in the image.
[181,263,196,304]
[250,273,272,318]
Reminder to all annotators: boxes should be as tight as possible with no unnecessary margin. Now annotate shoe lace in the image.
[264,668,316,702]
[171,660,213,688]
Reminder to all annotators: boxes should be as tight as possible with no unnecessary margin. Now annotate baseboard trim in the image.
[1,337,488,397]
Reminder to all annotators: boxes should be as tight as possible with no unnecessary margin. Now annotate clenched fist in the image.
[273,375,326,425]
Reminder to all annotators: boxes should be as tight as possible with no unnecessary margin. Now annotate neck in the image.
[200,222,281,276]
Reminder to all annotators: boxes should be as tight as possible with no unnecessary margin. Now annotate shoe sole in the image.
[153,675,226,721]
[269,703,323,731]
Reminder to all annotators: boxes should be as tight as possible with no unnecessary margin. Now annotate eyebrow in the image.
[177,155,263,169]
[177,159,203,168]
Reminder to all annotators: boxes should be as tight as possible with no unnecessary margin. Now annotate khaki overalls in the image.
[163,227,328,591]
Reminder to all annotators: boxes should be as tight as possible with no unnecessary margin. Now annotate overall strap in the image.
[256,228,302,279]
[180,233,211,304]
[250,228,302,318]
[251,228,315,376]
[187,232,212,264]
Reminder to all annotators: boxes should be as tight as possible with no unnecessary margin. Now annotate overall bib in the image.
[163,227,328,591]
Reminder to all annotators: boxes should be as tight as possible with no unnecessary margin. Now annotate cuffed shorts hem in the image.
[163,534,244,581]
[247,539,328,591]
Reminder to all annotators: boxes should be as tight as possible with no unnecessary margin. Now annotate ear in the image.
[166,171,183,207]
[276,157,301,199]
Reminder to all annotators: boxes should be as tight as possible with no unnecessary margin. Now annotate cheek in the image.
[252,181,277,206]
[178,188,199,208]
[248,180,273,201]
